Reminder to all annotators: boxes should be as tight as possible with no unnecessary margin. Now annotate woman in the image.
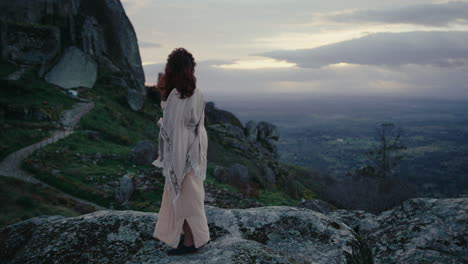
[152,48,210,255]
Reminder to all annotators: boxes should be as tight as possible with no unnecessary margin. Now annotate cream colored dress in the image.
[152,88,210,249]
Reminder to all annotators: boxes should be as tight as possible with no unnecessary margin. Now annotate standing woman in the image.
[152,48,210,255]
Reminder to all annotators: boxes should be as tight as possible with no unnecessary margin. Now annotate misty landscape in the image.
[215,95,468,198]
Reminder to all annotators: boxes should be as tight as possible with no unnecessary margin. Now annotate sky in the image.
[121,0,468,101]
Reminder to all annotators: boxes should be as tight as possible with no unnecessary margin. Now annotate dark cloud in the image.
[138,41,161,48]
[324,1,468,26]
[259,31,468,68]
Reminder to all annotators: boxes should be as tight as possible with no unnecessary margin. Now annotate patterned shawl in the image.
[152,87,208,206]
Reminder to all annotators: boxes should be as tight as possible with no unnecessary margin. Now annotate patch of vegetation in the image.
[0,176,84,228]
[0,64,77,158]
[0,60,16,78]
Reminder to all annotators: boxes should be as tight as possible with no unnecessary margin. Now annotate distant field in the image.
[213,95,468,198]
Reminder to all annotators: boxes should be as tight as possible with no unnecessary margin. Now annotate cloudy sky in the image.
[122,0,468,100]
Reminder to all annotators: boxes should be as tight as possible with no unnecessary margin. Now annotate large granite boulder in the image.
[329,198,468,264]
[0,20,60,66]
[0,0,145,93]
[44,46,97,89]
[0,206,373,264]
[127,88,145,111]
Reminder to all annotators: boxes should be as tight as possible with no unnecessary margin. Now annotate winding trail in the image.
[0,101,106,210]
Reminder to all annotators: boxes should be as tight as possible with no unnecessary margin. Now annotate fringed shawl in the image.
[152,87,208,207]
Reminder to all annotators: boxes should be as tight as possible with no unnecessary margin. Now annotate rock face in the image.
[298,199,336,214]
[0,206,373,264]
[44,46,97,89]
[213,164,256,196]
[205,102,243,128]
[0,0,145,93]
[328,198,468,264]
[115,173,136,206]
[128,140,157,166]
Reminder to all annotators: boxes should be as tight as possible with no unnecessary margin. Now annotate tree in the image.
[364,123,407,179]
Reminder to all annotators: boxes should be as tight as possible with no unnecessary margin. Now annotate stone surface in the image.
[115,173,136,206]
[0,206,373,264]
[205,102,243,128]
[245,120,258,141]
[0,0,145,93]
[44,46,97,89]
[329,198,468,264]
[127,88,145,111]
[298,199,336,214]
[128,140,157,165]
[213,164,256,196]
[0,20,60,66]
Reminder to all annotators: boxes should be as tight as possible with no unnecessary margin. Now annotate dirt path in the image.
[0,101,105,210]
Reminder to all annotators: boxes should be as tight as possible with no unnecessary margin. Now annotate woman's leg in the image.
[182,220,194,246]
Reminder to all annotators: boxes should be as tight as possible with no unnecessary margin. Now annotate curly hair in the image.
[158,48,197,101]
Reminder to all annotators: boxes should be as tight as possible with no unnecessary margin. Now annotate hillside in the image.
[0,0,323,227]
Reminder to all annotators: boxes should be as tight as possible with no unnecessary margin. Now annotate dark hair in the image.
[159,48,197,101]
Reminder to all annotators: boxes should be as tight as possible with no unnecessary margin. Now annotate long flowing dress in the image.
[152,87,210,249]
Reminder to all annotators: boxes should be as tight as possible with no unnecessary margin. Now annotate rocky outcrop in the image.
[128,140,157,166]
[247,120,280,157]
[44,46,97,89]
[205,102,243,128]
[213,164,257,196]
[0,206,373,264]
[0,0,145,95]
[298,199,336,214]
[114,173,136,207]
[328,198,468,264]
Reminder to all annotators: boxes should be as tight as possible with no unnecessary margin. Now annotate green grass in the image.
[255,189,300,206]
[0,65,78,159]
[0,123,51,160]
[0,176,83,228]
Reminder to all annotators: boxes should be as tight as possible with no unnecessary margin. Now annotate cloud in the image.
[317,1,468,27]
[121,0,151,15]
[138,41,161,48]
[259,31,468,68]
[143,59,468,101]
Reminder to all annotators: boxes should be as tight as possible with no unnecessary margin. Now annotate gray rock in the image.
[368,198,468,264]
[329,198,468,264]
[0,0,145,93]
[115,173,136,206]
[127,88,145,111]
[0,20,60,66]
[245,120,258,141]
[0,206,373,264]
[257,121,279,141]
[44,46,97,89]
[128,140,157,165]
[213,164,256,196]
[298,199,336,215]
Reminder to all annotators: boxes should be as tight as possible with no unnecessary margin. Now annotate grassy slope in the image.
[0,61,77,159]
[1,64,321,227]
